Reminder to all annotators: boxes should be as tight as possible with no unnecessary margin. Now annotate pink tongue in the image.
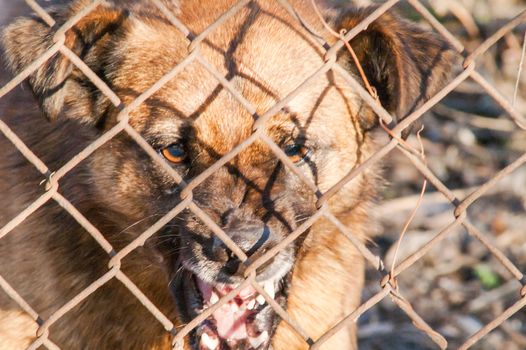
[196,278,256,340]
[213,305,249,339]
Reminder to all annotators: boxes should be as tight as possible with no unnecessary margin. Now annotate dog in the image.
[0,0,457,349]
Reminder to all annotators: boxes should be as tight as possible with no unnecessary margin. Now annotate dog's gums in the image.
[186,276,278,349]
[173,225,294,350]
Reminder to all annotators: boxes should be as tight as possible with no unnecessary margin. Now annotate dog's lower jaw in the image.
[172,265,290,350]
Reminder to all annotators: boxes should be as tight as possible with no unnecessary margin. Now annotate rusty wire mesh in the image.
[0,0,525,349]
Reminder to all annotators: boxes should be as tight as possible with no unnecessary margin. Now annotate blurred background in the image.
[353,1,526,349]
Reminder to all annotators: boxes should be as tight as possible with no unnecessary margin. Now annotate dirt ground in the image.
[357,1,526,349]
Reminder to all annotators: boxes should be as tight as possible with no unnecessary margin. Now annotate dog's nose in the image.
[211,222,271,276]
[211,236,231,263]
[211,240,242,276]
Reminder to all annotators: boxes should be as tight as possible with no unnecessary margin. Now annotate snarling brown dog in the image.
[0,0,457,349]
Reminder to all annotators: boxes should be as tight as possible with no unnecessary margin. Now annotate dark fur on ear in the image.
[334,6,461,133]
[1,0,128,124]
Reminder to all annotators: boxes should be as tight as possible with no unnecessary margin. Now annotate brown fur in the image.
[0,1,459,349]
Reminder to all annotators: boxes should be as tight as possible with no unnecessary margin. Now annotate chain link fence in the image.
[0,0,525,349]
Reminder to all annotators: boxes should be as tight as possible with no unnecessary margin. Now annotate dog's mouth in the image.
[173,266,288,350]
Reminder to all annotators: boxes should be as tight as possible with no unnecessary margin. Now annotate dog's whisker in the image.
[116,213,164,235]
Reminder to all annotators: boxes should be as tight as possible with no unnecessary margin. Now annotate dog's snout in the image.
[209,221,272,276]
[211,238,241,275]
[212,222,270,257]
[211,237,231,263]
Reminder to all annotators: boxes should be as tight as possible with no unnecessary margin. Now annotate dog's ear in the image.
[334,7,460,133]
[1,0,128,125]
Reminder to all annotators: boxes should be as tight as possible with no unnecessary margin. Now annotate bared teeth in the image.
[201,333,219,350]
[230,302,239,312]
[263,282,275,299]
[256,294,266,305]
[249,331,269,348]
[210,292,219,305]
[247,299,256,310]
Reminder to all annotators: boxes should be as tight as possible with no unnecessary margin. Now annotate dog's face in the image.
[2,1,456,349]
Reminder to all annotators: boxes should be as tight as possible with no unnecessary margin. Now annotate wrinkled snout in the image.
[210,219,273,276]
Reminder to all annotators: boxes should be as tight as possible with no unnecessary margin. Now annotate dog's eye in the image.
[284,144,311,164]
[161,144,186,164]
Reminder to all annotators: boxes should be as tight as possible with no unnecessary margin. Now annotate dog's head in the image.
[2,1,457,349]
